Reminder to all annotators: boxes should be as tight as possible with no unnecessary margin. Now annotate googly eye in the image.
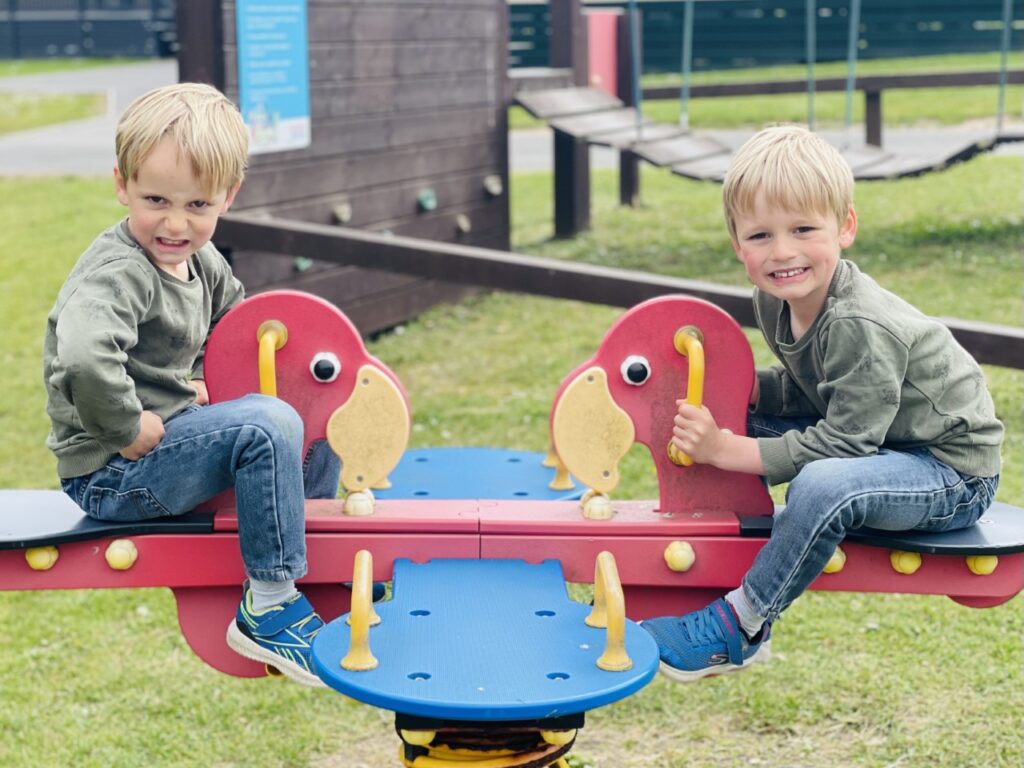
[620,355,651,386]
[310,352,341,383]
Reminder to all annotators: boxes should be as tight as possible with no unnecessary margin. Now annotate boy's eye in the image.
[145,196,164,204]
[191,200,210,210]
[795,226,816,234]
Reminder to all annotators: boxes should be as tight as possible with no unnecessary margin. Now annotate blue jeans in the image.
[743,414,999,622]
[61,394,341,582]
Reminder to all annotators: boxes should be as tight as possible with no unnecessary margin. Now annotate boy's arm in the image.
[49,263,152,453]
[757,318,909,484]
[190,250,246,384]
[673,403,765,474]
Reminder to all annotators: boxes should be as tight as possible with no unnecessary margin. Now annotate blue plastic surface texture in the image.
[373,447,581,500]
[312,559,659,720]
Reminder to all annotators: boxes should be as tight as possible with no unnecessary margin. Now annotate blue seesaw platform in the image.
[312,559,659,721]
[373,448,581,501]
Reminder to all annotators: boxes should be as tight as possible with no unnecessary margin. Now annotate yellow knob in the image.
[664,541,696,572]
[890,550,921,575]
[966,555,998,576]
[581,491,613,520]
[823,546,846,574]
[25,545,59,571]
[541,730,576,746]
[400,730,436,746]
[105,539,138,570]
[343,489,375,517]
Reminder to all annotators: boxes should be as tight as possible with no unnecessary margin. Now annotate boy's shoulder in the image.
[65,220,153,285]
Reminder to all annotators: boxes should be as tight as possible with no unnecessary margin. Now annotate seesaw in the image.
[4,290,1023,767]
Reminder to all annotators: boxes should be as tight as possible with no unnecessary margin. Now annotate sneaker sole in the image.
[657,640,772,684]
[226,621,327,688]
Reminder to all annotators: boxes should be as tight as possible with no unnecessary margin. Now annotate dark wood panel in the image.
[234,139,499,208]
[244,171,505,230]
[314,74,497,120]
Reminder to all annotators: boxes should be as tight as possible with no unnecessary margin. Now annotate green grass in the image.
[0,58,141,78]
[0,92,106,135]
[0,53,1022,766]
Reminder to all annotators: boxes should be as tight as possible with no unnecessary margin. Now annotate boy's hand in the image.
[120,411,165,460]
[672,401,728,465]
[189,379,210,405]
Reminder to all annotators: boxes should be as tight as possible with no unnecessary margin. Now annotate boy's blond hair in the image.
[116,82,249,195]
[722,125,854,239]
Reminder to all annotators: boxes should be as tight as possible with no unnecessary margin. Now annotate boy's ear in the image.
[113,166,129,206]
[222,182,242,212]
[730,237,743,259]
[839,206,858,249]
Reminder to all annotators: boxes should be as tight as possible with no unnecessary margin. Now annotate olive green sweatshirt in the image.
[752,259,1003,485]
[43,219,245,479]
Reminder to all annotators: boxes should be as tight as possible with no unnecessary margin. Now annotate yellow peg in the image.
[823,546,846,574]
[256,320,288,397]
[890,550,922,575]
[342,549,379,671]
[966,555,998,576]
[105,539,138,570]
[667,325,705,467]
[663,541,696,572]
[548,453,576,491]
[587,551,632,672]
[25,545,59,571]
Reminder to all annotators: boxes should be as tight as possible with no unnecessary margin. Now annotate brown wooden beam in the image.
[215,215,1024,370]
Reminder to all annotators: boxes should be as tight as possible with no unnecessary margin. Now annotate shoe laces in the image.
[679,605,727,647]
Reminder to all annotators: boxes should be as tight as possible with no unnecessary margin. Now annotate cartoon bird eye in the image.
[310,352,341,383]
[620,355,651,386]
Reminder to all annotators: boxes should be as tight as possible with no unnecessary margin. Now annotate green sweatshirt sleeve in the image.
[758,318,909,484]
[190,249,245,381]
[49,260,153,452]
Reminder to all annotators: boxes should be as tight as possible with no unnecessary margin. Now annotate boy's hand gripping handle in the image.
[667,325,704,467]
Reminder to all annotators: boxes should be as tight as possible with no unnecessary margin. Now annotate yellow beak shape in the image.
[326,365,410,492]
[551,367,634,494]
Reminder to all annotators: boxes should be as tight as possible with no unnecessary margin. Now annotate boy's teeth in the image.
[774,267,806,278]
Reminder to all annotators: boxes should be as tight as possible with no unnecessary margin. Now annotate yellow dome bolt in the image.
[966,555,998,576]
[256,320,288,397]
[400,730,436,747]
[586,551,632,672]
[25,545,59,571]
[342,550,379,671]
[343,489,376,517]
[823,546,847,574]
[667,325,705,467]
[890,550,922,575]
[105,539,138,570]
[663,541,696,572]
[580,489,613,520]
[541,729,577,746]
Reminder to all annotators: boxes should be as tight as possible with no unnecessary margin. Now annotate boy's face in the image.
[730,191,857,320]
[114,136,240,278]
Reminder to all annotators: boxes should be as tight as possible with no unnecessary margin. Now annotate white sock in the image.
[249,578,298,613]
[726,586,766,640]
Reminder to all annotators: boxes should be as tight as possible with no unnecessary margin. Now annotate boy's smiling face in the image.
[115,136,239,279]
[731,190,857,323]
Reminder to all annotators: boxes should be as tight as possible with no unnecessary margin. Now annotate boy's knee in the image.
[239,394,304,447]
[786,457,849,502]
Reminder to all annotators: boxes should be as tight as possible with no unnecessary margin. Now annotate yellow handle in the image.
[256,320,288,397]
[667,325,705,467]
[585,551,632,672]
[341,549,379,671]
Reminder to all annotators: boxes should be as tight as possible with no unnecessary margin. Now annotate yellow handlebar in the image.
[256,320,288,397]
[342,549,379,671]
[585,551,632,672]
[667,325,704,467]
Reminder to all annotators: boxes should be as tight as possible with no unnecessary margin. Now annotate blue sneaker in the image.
[226,584,327,688]
[641,598,771,683]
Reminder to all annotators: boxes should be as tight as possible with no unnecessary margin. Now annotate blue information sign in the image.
[236,0,311,155]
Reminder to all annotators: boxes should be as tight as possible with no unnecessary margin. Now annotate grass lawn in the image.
[0,54,1021,768]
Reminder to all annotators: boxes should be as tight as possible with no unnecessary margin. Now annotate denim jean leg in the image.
[303,439,341,499]
[68,394,309,582]
[741,447,992,622]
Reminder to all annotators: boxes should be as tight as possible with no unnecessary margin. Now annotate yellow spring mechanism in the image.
[585,551,632,672]
[341,549,380,671]
[256,320,288,397]
[667,325,705,467]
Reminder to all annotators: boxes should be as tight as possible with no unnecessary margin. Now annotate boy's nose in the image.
[164,211,188,234]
